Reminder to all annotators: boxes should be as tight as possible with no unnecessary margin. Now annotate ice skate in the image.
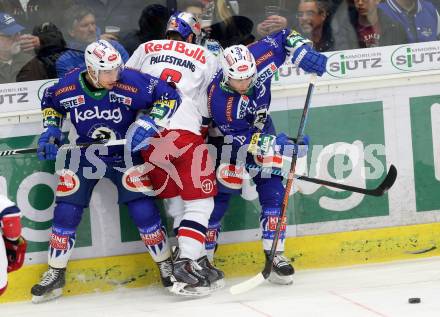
[157,257,173,289]
[169,257,211,297]
[197,255,225,290]
[266,252,294,285]
[31,266,66,303]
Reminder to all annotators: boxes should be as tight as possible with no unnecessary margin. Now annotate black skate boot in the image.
[31,266,66,303]
[170,257,211,297]
[197,256,225,290]
[157,257,173,289]
[265,252,295,285]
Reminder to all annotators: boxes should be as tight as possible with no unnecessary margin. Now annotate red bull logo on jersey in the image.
[217,163,244,190]
[144,41,207,64]
[122,165,153,192]
[56,169,80,196]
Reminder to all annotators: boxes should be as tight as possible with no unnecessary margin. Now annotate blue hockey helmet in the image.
[166,11,201,43]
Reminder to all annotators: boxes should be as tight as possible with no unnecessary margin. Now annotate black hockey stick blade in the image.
[298,164,397,196]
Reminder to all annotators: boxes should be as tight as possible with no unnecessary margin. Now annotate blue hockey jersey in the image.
[41,68,180,159]
[208,29,295,149]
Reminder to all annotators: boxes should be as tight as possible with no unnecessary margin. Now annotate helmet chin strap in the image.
[87,68,104,89]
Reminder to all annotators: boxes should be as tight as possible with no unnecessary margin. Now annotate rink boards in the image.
[2,67,440,302]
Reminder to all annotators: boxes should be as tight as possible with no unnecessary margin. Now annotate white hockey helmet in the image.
[221,45,257,83]
[166,11,201,43]
[85,40,124,87]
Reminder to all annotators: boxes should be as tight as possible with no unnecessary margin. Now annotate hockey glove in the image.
[149,98,179,128]
[292,45,327,76]
[276,133,310,158]
[3,235,27,273]
[249,132,310,158]
[126,115,159,152]
[37,126,62,160]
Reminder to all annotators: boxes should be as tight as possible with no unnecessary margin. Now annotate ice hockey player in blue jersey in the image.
[206,29,327,286]
[30,40,181,303]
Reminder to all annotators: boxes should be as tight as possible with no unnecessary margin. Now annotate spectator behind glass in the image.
[378,0,440,43]
[331,0,408,49]
[56,4,128,78]
[0,12,33,84]
[74,0,151,41]
[17,22,67,81]
[26,0,73,31]
[120,4,170,55]
[209,0,255,47]
[296,0,334,51]
[0,0,26,28]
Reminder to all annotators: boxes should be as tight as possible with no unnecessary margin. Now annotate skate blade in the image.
[170,282,211,297]
[32,288,63,304]
[268,272,293,285]
[211,278,225,291]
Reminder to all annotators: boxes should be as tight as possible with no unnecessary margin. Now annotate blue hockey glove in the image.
[292,45,327,76]
[276,133,310,158]
[126,115,159,152]
[37,126,62,160]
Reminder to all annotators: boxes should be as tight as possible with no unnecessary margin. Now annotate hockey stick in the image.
[230,73,317,295]
[0,139,126,157]
[244,163,397,197]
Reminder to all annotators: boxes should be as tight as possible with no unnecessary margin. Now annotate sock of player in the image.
[139,223,171,262]
[48,225,76,268]
[260,207,286,252]
[205,221,221,261]
[177,198,212,260]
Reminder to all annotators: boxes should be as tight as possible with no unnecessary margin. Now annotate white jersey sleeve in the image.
[126,40,220,135]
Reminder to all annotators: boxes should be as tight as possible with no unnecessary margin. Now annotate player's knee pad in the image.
[53,202,84,229]
[210,192,231,224]
[164,196,185,231]
[260,207,286,251]
[127,197,160,228]
[255,176,284,210]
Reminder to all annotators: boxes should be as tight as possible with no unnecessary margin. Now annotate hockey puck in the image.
[408,297,421,304]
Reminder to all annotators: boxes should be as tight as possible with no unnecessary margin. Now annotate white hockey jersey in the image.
[126,40,219,135]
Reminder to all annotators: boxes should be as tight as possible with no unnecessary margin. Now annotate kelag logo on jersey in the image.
[59,95,85,108]
[109,91,132,106]
[74,106,122,124]
[391,44,440,72]
[255,62,277,88]
[327,51,382,78]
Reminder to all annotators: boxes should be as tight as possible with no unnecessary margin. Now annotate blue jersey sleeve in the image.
[41,84,67,128]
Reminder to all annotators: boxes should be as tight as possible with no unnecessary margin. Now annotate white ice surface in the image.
[2,256,440,317]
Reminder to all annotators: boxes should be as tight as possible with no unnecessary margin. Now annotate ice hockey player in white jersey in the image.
[0,194,26,296]
[126,12,222,297]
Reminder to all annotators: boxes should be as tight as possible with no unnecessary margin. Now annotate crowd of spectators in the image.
[1,0,440,84]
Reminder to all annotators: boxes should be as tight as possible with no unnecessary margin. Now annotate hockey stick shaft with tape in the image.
[0,139,126,157]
